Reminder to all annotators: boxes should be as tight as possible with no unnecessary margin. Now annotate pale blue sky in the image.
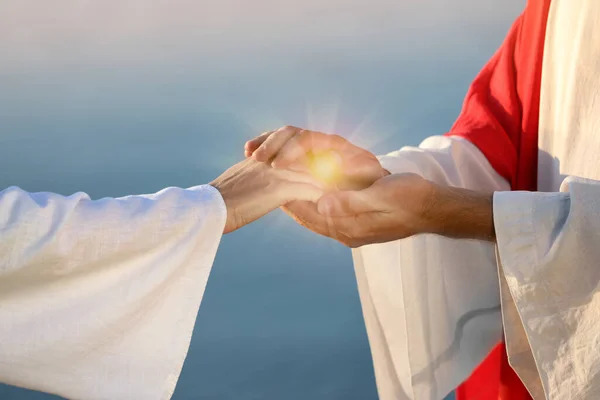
[0,1,525,398]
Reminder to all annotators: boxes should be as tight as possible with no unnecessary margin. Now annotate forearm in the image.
[0,185,226,269]
[491,177,600,398]
[424,183,496,242]
[0,185,226,399]
[377,136,508,242]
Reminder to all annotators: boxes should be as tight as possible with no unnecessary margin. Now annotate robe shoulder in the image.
[446,0,550,192]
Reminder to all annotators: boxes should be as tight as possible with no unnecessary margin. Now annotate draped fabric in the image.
[0,185,226,400]
[448,1,551,398]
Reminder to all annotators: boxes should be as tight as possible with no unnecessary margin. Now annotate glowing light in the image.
[308,150,343,187]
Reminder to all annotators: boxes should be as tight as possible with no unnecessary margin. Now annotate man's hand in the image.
[245,126,389,190]
[210,158,323,234]
[313,173,495,247]
[245,126,391,237]
[244,126,495,246]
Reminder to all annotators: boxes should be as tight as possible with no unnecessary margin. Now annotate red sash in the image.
[446,0,551,398]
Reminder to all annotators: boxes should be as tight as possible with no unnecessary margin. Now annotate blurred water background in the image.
[0,1,524,398]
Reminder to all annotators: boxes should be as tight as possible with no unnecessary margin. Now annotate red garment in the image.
[446,0,552,398]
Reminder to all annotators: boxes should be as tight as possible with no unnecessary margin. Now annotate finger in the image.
[279,183,324,204]
[282,201,325,229]
[340,155,388,187]
[342,153,377,175]
[244,130,275,157]
[276,167,325,188]
[283,201,347,242]
[271,131,351,169]
[252,126,300,162]
[316,190,374,216]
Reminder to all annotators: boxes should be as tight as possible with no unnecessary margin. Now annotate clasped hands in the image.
[211,126,495,246]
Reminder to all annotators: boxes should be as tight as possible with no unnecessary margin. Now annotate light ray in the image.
[214,97,396,252]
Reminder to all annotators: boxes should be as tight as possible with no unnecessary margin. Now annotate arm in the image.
[421,175,600,399]
[0,158,321,400]
[425,185,495,241]
[244,2,548,398]
[491,178,600,399]
[320,138,509,400]
[0,185,226,400]
[248,132,512,399]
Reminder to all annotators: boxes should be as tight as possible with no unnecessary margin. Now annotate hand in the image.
[297,173,495,248]
[210,158,323,234]
[245,126,389,190]
[245,125,390,238]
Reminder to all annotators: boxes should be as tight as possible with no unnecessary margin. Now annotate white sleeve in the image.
[353,135,509,400]
[494,176,600,399]
[0,184,226,400]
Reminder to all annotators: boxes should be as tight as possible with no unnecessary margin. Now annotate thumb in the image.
[317,190,373,216]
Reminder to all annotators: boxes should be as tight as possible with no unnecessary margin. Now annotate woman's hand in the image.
[245,126,389,190]
[210,158,324,233]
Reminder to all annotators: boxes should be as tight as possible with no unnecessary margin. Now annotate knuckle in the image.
[296,129,312,139]
[280,125,297,132]
[280,137,302,153]
[296,130,320,147]
[255,141,269,151]
[254,130,273,142]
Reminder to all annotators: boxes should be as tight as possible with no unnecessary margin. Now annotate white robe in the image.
[4,2,599,399]
[353,1,600,399]
[0,184,226,400]
[354,136,508,400]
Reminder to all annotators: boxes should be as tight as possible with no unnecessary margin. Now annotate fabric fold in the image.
[495,177,600,399]
[354,136,509,399]
[0,184,226,400]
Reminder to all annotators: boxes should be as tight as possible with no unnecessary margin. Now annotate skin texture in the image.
[210,158,324,234]
[246,126,495,247]
[316,176,495,247]
[245,126,391,243]
[245,126,389,190]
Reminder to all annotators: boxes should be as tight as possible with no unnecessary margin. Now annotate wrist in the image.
[422,183,495,241]
[208,181,235,234]
[208,181,227,207]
